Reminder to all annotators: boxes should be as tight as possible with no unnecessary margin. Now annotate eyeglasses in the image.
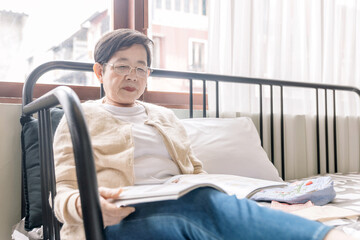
[104,63,151,78]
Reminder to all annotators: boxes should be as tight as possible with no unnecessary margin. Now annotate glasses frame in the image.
[103,63,152,78]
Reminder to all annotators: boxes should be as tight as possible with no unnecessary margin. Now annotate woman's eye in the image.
[137,68,146,73]
[117,65,130,71]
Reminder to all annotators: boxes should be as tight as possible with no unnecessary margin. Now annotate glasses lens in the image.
[136,67,147,77]
[111,64,148,77]
[114,65,131,75]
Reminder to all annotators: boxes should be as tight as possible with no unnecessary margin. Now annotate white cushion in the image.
[181,117,282,182]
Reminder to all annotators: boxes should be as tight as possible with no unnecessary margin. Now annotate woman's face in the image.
[96,44,148,107]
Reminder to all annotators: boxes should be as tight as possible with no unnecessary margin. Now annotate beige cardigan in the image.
[53,100,205,239]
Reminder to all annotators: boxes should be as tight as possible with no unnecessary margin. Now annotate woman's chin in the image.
[116,90,140,104]
[104,97,136,107]
[115,100,136,107]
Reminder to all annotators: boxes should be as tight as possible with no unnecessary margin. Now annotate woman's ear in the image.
[93,63,104,83]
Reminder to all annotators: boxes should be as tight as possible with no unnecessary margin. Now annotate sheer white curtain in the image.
[207,0,360,180]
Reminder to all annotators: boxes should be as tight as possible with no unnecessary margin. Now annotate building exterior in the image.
[149,0,208,92]
[0,10,28,82]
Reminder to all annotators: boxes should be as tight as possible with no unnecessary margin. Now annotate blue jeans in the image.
[105,187,332,240]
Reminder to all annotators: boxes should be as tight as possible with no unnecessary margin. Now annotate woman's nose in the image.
[126,68,137,81]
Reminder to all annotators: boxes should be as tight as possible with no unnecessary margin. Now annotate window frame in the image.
[0,0,205,109]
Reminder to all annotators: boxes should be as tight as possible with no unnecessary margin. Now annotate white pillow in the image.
[180,117,282,182]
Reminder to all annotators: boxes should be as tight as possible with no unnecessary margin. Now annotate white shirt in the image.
[102,103,180,185]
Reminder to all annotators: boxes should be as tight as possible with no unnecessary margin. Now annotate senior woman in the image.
[53,29,352,240]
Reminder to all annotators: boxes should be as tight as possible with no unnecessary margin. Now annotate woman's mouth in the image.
[123,86,136,92]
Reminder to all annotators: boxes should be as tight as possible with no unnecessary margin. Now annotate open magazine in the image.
[111,174,286,207]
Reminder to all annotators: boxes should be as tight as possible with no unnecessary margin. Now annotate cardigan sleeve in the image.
[160,106,207,175]
[188,148,207,174]
[53,116,83,225]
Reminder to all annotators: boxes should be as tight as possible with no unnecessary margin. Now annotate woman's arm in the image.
[54,116,135,226]
[188,148,207,174]
[53,117,83,224]
[75,187,135,227]
[165,108,206,174]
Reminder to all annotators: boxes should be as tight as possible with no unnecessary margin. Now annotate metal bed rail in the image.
[22,86,105,240]
[150,68,360,179]
[22,61,95,108]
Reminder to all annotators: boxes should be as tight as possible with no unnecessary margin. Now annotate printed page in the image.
[112,181,227,207]
[112,174,286,207]
[118,183,197,199]
[166,174,286,198]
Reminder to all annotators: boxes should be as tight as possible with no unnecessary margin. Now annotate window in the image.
[148,0,209,92]
[0,0,111,85]
[1,0,208,108]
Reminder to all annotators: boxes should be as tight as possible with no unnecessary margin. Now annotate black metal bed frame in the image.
[22,61,360,240]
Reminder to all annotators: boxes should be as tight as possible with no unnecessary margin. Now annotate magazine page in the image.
[112,181,227,207]
[112,174,286,207]
[166,174,286,199]
[116,182,226,200]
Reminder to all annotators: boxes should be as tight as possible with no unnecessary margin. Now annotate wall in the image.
[0,103,22,239]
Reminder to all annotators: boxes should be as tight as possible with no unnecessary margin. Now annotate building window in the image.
[202,0,207,15]
[156,0,162,8]
[175,0,181,11]
[193,0,199,14]
[184,0,190,12]
[152,36,162,68]
[189,40,206,72]
[166,0,172,10]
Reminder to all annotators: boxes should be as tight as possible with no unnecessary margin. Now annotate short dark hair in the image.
[94,29,153,67]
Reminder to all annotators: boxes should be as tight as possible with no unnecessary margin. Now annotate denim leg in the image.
[105,187,332,240]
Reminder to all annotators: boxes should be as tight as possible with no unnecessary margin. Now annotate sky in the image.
[2,0,109,57]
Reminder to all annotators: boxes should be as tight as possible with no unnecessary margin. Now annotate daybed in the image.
[12,61,360,239]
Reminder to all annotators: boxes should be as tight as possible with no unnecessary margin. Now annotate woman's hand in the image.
[75,187,135,227]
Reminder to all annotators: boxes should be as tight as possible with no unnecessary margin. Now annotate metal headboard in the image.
[150,69,360,178]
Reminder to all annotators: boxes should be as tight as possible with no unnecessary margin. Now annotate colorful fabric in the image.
[251,176,336,205]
